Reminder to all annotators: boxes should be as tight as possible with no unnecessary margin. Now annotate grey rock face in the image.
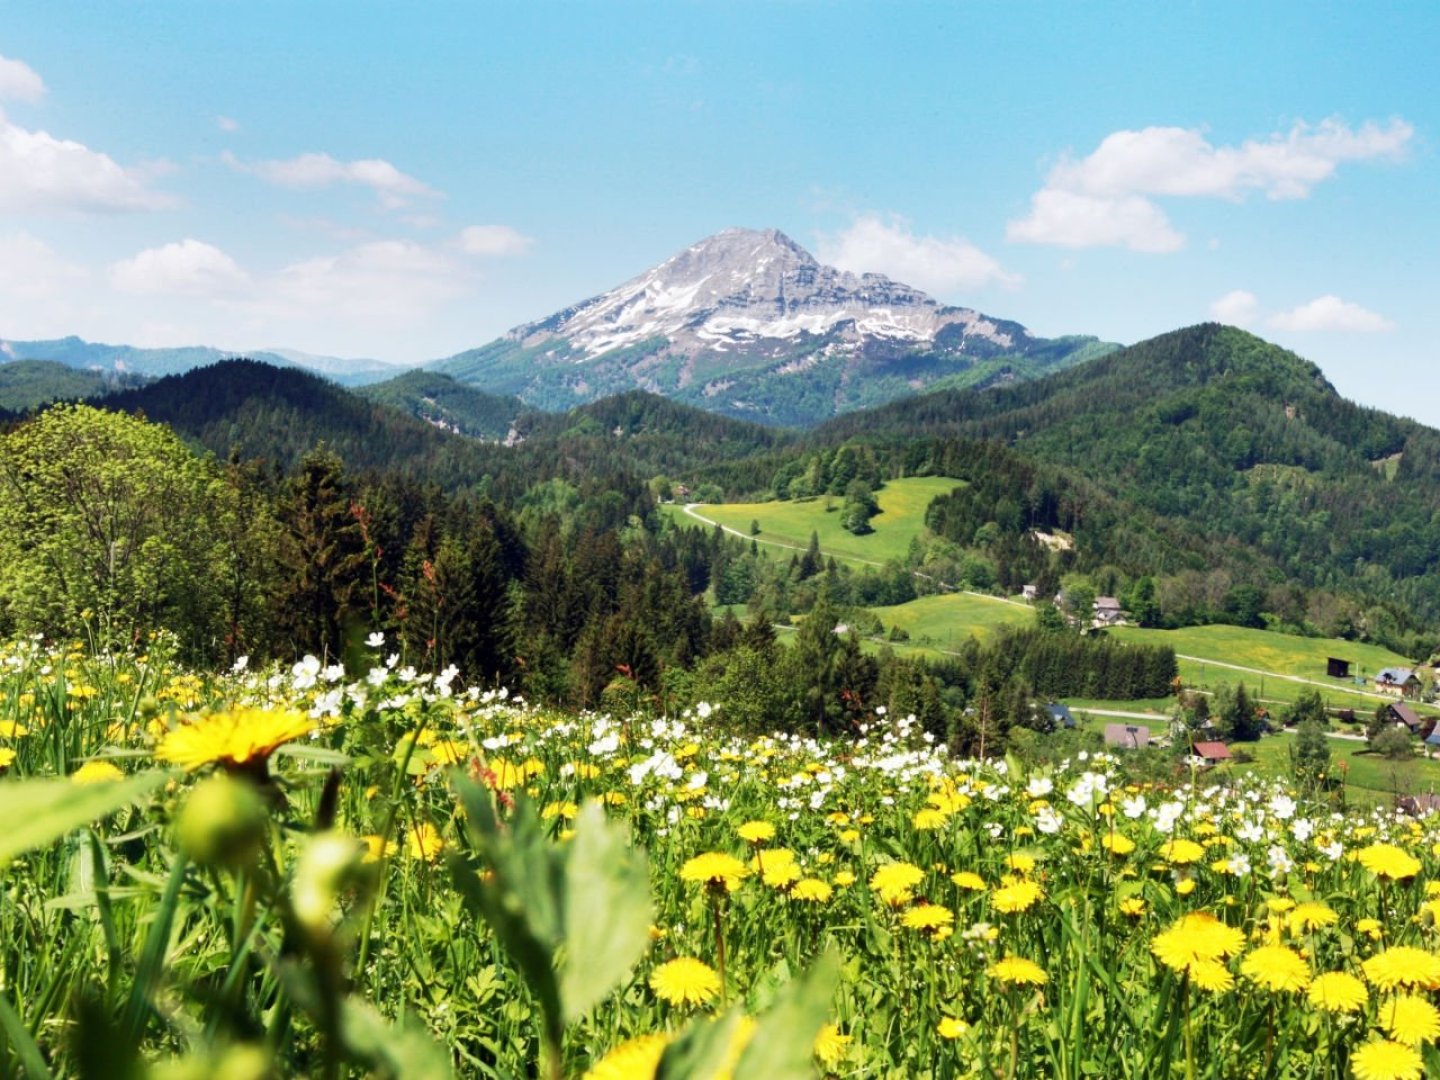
[508,227,1024,358]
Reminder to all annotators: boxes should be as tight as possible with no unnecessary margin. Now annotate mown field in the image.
[868,593,1034,646]
[9,637,1440,1078]
[670,476,965,566]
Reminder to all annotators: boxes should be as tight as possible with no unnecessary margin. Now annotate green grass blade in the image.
[120,853,188,1047]
[0,990,53,1080]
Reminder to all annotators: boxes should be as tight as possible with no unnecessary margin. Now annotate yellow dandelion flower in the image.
[937,1016,969,1039]
[1307,971,1368,1013]
[1119,897,1146,917]
[1364,947,1440,991]
[951,871,986,891]
[902,904,955,934]
[813,1023,851,1066]
[1266,898,1296,915]
[541,801,579,821]
[988,956,1048,986]
[1187,959,1235,993]
[761,860,802,890]
[833,870,856,887]
[791,878,833,903]
[0,720,29,738]
[680,851,750,892]
[429,739,470,766]
[1151,912,1246,977]
[1357,917,1385,941]
[912,807,950,831]
[649,957,721,1007]
[361,834,398,863]
[1288,902,1339,933]
[1380,995,1440,1046]
[737,820,776,844]
[869,862,925,906]
[839,828,861,843]
[1101,832,1136,856]
[1159,839,1205,865]
[405,822,445,862]
[991,878,1044,914]
[71,760,124,784]
[1175,878,1197,897]
[583,1033,669,1080]
[1005,852,1037,875]
[1358,843,1422,881]
[1350,1039,1423,1080]
[156,708,315,772]
[1240,945,1311,992]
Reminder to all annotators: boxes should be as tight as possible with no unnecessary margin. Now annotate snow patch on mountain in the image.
[506,227,1024,359]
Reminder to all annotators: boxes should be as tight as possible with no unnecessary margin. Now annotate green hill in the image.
[358,369,521,440]
[810,324,1440,643]
[0,359,147,411]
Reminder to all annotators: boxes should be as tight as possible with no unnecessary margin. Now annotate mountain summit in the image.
[434,228,1113,426]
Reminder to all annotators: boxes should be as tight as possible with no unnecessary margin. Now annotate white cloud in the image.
[0,114,172,213]
[109,239,251,296]
[1210,289,1260,328]
[0,55,45,103]
[1007,189,1183,253]
[0,231,90,337]
[1268,295,1394,333]
[0,231,85,295]
[455,224,534,257]
[216,115,239,132]
[1008,117,1412,251]
[817,214,1019,293]
[266,240,470,319]
[224,150,439,208]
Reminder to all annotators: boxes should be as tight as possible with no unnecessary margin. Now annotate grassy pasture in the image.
[671,476,964,566]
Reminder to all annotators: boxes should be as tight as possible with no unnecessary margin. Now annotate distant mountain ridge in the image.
[432,227,1115,426]
[0,336,404,386]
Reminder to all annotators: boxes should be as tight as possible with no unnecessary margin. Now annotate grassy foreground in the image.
[7,636,1440,1077]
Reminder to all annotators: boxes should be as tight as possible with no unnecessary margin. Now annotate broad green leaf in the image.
[0,771,168,865]
[733,947,839,1079]
[339,996,453,1080]
[561,801,652,1023]
[450,779,564,1051]
[656,1009,744,1080]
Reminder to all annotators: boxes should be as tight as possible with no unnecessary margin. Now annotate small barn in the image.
[1388,701,1424,731]
[1103,723,1151,750]
[1377,667,1421,699]
[1326,657,1352,679]
[1046,702,1076,729]
[1191,741,1232,767]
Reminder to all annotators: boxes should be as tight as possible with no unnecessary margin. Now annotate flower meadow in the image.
[5,636,1440,1078]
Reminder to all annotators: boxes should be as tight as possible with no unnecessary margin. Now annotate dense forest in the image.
[2,322,1436,756]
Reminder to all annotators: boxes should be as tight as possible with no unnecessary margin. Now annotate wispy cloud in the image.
[817,214,1019,294]
[1009,118,1413,252]
[455,224,534,257]
[223,150,440,208]
[216,115,240,133]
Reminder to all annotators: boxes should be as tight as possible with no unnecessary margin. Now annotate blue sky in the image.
[1,2,1436,420]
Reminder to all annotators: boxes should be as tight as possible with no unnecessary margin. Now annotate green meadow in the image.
[670,475,964,566]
